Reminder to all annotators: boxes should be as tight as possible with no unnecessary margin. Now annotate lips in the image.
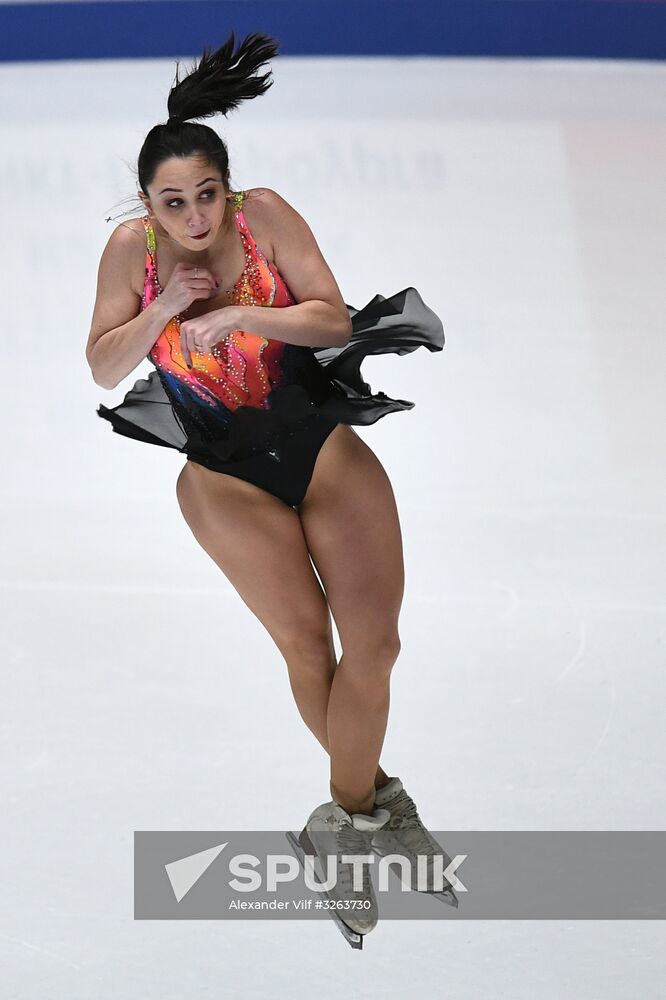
[190,229,210,240]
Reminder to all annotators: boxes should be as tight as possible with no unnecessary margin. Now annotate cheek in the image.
[156,215,177,240]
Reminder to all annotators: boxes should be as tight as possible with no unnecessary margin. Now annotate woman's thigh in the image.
[296,425,405,653]
[176,459,333,656]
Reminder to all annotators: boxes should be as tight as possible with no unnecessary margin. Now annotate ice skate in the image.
[285,799,391,949]
[371,777,459,908]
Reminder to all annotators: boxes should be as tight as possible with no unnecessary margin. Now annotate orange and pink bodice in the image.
[139,189,320,438]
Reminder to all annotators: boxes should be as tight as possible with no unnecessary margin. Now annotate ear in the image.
[138,190,151,214]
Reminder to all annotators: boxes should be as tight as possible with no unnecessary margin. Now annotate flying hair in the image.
[165,30,280,126]
[104,30,281,226]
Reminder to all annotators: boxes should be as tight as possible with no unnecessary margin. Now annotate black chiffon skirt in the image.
[96,286,445,464]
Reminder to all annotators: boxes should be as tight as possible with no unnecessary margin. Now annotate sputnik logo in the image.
[165,842,229,902]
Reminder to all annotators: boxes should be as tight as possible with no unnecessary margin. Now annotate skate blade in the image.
[391,870,459,908]
[372,846,460,908]
[431,886,459,908]
[285,830,364,950]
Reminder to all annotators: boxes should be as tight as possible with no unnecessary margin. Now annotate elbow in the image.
[94,370,119,391]
[88,357,117,392]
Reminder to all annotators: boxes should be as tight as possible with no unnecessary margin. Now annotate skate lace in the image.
[334,822,373,894]
[386,791,420,829]
[384,791,440,857]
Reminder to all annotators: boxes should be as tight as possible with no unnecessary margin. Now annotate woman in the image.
[87,31,453,945]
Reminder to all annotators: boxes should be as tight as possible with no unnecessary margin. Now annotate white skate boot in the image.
[371,777,459,908]
[285,799,391,949]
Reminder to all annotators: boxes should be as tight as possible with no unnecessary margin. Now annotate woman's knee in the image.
[273,616,335,667]
[340,629,401,678]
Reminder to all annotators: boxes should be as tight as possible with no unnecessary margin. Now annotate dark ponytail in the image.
[134,30,280,203]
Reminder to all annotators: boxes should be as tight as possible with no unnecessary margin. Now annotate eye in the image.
[165,189,217,209]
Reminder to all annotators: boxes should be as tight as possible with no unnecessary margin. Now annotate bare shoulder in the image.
[242,186,302,225]
[240,187,348,326]
[240,187,307,261]
[103,215,148,297]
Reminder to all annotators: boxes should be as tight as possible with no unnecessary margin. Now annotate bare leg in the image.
[327,645,399,816]
[282,629,393,793]
[175,459,393,802]
[297,425,406,816]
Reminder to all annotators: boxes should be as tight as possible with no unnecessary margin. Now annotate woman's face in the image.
[140,156,229,251]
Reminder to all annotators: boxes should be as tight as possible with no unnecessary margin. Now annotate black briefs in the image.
[185,413,339,508]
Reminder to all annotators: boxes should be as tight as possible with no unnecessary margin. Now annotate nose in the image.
[187,212,206,230]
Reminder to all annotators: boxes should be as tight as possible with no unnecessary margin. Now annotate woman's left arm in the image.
[231,296,350,348]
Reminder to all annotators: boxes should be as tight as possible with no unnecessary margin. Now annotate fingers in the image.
[175,262,219,293]
[176,262,221,369]
[181,322,198,370]
[180,311,211,370]
[190,268,218,291]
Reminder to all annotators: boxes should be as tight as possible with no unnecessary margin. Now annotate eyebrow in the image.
[158,177,220,195]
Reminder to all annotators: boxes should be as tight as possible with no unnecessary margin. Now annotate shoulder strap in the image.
[231,191,261,252]
[230,190,246,213]
[140,215,160,304]
[142,214,156,260]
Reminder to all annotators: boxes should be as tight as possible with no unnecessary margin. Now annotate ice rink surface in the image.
[1,53,665,997]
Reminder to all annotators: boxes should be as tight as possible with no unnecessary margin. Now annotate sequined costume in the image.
[97,190,445,506]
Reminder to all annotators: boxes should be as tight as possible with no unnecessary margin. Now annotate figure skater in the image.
[87,31,455,948]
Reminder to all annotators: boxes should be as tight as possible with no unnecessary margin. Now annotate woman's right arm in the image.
[86,224,174,391]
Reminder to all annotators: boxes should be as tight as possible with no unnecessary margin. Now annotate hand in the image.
[180,306,242,369]
[159,261,220,317]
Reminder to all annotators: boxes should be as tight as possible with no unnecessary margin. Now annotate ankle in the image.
[331,783,376,817]
[339,796,376,817]
[374,770,393,791]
